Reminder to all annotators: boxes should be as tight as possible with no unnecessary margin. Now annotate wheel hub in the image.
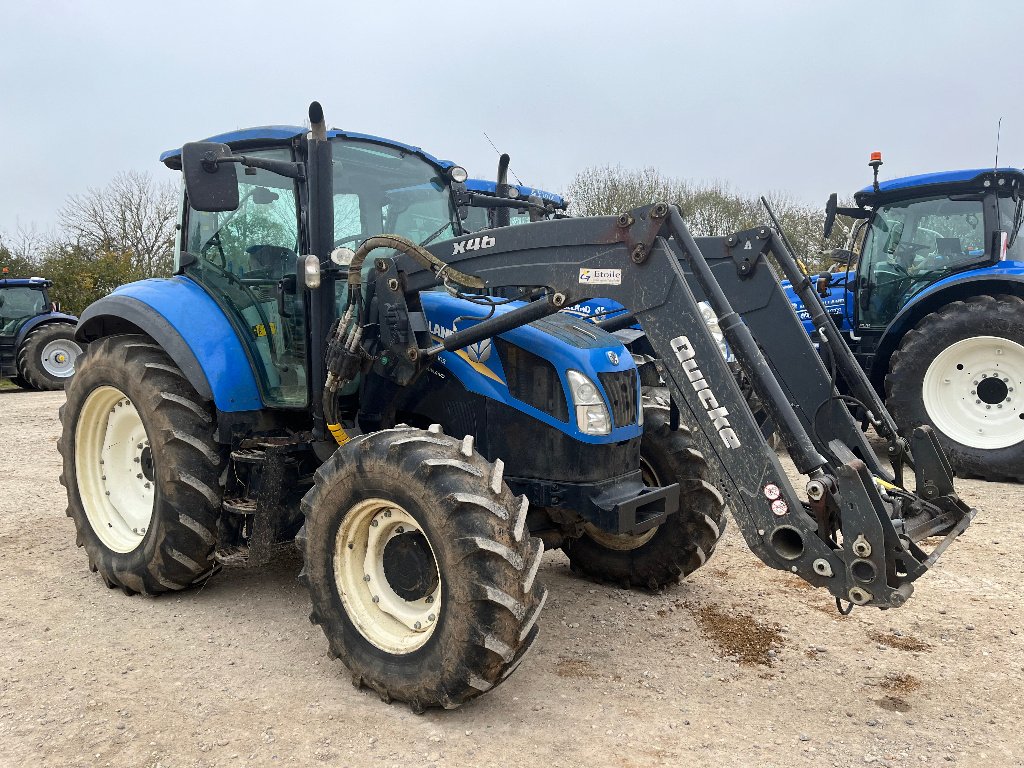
[333,500,441,654]
[40,339,81,378]
[74,386,155,553]
[381,530,439,601]
[922,335,1024,450]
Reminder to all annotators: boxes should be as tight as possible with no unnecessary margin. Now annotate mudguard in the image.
[12,311,78,348]
[869,262,1024,384]
[419,291,641,444]
[76,277,262,412]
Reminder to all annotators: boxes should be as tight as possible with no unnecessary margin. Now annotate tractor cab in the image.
[161,127,469,409]
[460,179,567,232]
[824,158,1024,339]
[0,276,52,337]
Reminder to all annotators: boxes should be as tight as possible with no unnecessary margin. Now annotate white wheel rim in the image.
[583,455,661,550]
[333,498,441,654]
[922,335,1024,450]
[74,386,155,553]
[41,339,82,378]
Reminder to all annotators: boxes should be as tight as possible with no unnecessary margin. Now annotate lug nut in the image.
[426,595,434,604]
[414,621,421,629]
[372,595,379,603]
[396,526,404,534]
[363,575,370,582]
[428,613,436,622]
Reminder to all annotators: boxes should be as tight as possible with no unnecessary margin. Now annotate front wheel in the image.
[564,405,727,589]
[59,334,225,594]
[300,427,547,711]
[17,323,82,390]
[886,294,1024,482]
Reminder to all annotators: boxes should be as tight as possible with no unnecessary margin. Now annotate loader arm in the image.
[390,204,974,610]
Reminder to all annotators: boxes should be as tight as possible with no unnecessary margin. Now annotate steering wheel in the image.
[334,233,366,248]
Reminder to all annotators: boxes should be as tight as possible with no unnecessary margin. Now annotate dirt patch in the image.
[554,657,600,679]
[870,630,932,652]
[879,672,922,693]
[877,695,913,713]
[685,602,784,665]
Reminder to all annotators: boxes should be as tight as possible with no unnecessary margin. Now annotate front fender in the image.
[76,277,262,412]
[13,312,78,348]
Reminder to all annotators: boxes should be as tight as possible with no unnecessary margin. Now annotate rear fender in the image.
[76,277,262,412]
[870,268,1024,389]
[13,312,78,348]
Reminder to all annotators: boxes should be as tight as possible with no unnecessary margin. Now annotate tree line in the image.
[1,165,847,317]
[0,171,176,316]
[566,166,849,273]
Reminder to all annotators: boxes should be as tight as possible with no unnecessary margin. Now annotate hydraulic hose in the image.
[347,234,484,290]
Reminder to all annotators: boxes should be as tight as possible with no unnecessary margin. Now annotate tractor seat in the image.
[245,244,295,280]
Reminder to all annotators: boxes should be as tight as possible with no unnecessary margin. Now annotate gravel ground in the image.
[1,390,1022,768]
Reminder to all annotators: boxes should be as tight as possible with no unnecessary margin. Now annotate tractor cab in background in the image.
[0,273,80,390]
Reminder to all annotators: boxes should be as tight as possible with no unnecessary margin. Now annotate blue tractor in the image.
[59,105,726,710]
[785,155,1024,481]
[0,273,81,390]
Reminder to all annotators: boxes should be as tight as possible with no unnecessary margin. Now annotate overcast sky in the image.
[3,1,1023,238]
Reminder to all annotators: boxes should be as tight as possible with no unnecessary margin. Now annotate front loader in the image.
[59,103,973,712]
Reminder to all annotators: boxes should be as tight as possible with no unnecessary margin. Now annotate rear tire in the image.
[886,295,1024,482]
[564,405,727,589]
[300,427,546,711]
[59,334,225,594]
[17,322,82,390]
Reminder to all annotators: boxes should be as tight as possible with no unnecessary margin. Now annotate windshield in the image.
[0,286,45,335]
[859,195,986,326]
[331,139,458,248]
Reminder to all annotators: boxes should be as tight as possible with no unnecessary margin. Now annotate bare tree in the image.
[58,170,177,277]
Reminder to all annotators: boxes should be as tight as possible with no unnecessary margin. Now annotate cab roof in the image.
[160,125,455,171]
[855,167,1024,206]
[0,277,50,288]
[465,178,566,208]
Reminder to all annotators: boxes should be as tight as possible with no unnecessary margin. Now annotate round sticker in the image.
[763,484,781,500]
[771,499,788,516]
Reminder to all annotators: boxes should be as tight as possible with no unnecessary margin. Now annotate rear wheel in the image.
[59,334,225,594]
[300,427,546,711]
[887,294,1024,482]
[564,405,727,589]
[17,323,82,390]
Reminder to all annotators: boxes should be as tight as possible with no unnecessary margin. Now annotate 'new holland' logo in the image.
[428,320,492,362]
[670,335,741,449]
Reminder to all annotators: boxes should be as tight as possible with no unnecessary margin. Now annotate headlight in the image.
[698,301,733,362]
[567,369,611,436]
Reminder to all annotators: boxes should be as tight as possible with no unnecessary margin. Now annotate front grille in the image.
[598,368,638,428]
[495,339,569,422]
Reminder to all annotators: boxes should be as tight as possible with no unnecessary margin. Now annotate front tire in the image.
[17,322,82,390]
[564,405,727,589]
[300,427,546,711]
[59,334,225,594]
[886,295,1024,482]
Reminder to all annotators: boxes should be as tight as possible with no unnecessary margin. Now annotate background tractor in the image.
[794,155,1024,482]
[60,103,975,712]
[0,272,81,390]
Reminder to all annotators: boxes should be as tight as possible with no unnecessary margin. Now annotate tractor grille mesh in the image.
[495,340,569,422]
[598,368,638,428]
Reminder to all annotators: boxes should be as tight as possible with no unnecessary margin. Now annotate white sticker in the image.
[763,483,781,500]
[771,499,789,516]
[579,268,621,285]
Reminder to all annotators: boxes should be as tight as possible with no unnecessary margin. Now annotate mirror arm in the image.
[211,154,306,180]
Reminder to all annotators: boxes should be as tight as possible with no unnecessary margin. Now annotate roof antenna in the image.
[483,131,523,186]
[994,116,1003,170]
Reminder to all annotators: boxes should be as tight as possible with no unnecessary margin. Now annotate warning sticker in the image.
[579,268,621,286]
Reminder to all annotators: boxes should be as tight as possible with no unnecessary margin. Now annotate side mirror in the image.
[823,192,838,239]
[182,142,239,212]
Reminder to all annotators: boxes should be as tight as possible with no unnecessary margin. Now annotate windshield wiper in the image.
[418,223,452,248]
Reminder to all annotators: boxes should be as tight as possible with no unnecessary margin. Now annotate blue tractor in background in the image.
[0,272,81,390]
[58,105,726,710]
[788,155,1024,481]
